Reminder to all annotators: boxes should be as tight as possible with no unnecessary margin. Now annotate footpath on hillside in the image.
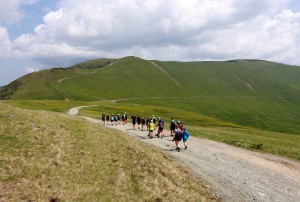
[68,106,300,202]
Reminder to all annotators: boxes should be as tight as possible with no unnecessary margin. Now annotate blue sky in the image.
[8,1,57,39]
[1,0,300,86]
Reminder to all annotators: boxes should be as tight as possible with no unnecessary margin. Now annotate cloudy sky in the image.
[1,0,300,86]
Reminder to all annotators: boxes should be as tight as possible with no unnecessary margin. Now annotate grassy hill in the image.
[0,102,216,201]
[1,56,300,135]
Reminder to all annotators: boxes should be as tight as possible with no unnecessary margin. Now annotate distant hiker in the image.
[146,118,150,130]
[102,114,105,124]
[106,114,109,125]
[137,116,141,129]
[148,119,155,139]
[110,114,114,125]
[182,128,189,150]
[170,119,176,136]
[152,115,156,124]
[131,115,137,130]
[122,112,127,125]
[114,114,118,125]
[157,119,164,138]
[118,114,121,124]
[177,120,183,131]
[141,117,146,131]
[174,127,183,152]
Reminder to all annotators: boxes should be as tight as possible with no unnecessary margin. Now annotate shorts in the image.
[183,137,188,142]
[149,130,153,132]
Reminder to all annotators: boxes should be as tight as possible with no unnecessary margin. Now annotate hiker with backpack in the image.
[157,118,165,138]
[173,126,183,152]
[114,114,118,125]
[148,119,155,139]
[131,115,137,130]
[146,117,150,130]
[141,117,146,131]
[110,114,115,125]
[152,115,156,124]
[137,116,141,130]
[177,120,183,131]
[182,128,189,150]
[170,119,176,136]
[122,112,127,125]
[102,114,105,125]
[106,114,109,125]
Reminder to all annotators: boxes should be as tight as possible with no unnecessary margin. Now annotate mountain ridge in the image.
[1,56,300,134]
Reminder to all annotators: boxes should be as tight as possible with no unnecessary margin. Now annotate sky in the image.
[1,0,300,86]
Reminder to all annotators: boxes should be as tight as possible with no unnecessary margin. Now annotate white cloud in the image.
[0,27,12,57]
[25,66,39,73]
[0,0,39,25]
[1,0,300,67]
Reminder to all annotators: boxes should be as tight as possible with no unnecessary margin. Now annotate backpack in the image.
[171,121,175,127]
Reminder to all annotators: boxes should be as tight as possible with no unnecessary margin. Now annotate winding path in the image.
[68,106,300,202]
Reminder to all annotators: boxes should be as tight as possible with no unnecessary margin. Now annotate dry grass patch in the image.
[0,102,217,201]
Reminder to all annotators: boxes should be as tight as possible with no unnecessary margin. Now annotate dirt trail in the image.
[68,106,300,202]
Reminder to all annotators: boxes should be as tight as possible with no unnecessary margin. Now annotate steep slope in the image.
[0,59,115,100]
[58,56,185,100]
[1,56,300,134]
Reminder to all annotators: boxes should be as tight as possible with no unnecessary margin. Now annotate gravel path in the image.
[68,107,300,202]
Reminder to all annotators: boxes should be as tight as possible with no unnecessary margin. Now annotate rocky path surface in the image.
[68,107,300,202]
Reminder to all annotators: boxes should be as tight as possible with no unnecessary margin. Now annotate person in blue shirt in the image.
[182,128,189,150]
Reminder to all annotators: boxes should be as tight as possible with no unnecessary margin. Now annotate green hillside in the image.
[1,56,300,135]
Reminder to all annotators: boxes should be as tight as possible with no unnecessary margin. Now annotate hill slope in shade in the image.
[1,56,300,134]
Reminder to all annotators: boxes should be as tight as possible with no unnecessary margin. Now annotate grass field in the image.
[0,102,217,201]
[6,100,298,161]
[1,57,300,136]
[76,102,300,161]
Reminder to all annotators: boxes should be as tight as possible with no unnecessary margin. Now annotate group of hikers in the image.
[101,112,189,152]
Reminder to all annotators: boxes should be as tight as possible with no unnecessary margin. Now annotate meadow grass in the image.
[0,102,216,201]
[189,126,300,161]
[78,102,300,161]
[118,96,300,134]
[4,100,300,161]
[2,57,300,136]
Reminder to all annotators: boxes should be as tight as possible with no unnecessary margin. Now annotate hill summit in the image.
[1,56,300,134]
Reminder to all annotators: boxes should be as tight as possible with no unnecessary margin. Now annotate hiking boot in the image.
[184,146,187,150]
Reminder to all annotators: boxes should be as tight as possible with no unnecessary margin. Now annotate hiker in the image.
[114,114,118,125]
[177,120,183,131]
[157,118,164,138]
[148,119,155,139]
[122,112,127,125]
[170,119,176,136]
[110,114,114,125]
[182,128,189,150]
[174,126,183,152]
[106,114,109,125]
[155,117,160,137]
[131,115,137,130]
[137,116,141,129]
[102,114,105,124]
[118,114,121,124]
[146,118,150,130]
[152,115,156,124]
[141,117,145,131]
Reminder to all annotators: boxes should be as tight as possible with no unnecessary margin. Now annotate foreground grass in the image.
[0,102,216,201]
